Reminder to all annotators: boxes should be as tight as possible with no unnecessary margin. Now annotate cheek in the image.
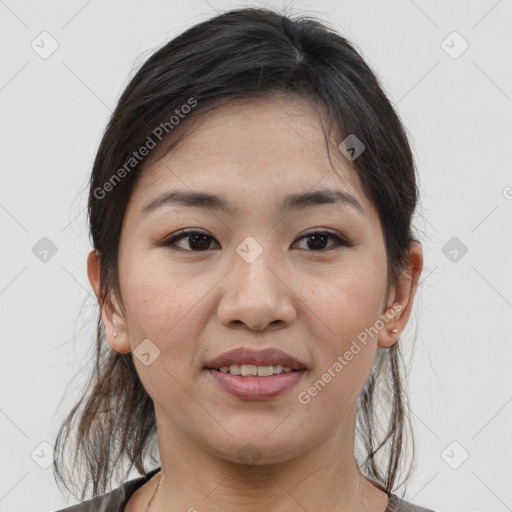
[118,260,208,408]
[296,254,387,404]
[302,256,387,339]
[119,251,199,333]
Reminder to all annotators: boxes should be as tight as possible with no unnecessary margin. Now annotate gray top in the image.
[54,466,435,512]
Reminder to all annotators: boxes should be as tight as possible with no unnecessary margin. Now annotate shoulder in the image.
[53,467,161,512]
[386,494,436,512]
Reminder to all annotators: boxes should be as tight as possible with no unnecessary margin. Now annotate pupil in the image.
[190,234,210,250]
[308,234,327,250]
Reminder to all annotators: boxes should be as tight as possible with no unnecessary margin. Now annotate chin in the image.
[204,430,310,466]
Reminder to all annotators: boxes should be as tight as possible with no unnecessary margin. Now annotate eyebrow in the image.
[142,188,365,217]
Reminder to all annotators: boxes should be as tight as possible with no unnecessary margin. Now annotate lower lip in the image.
[206,369,306,400]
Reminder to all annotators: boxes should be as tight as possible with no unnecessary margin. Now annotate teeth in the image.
[241,364,257,376]
[257,366,273,377]
[217,364,294,376]
[230,364,241,375]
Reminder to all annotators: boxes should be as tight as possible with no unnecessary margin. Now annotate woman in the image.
[53,7,432,512]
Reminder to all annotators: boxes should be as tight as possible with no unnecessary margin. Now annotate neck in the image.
[150,408,388,512]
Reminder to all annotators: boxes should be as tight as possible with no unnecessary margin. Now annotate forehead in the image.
[131,95,373,217]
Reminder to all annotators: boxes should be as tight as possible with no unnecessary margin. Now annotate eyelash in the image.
[159,229,353,252]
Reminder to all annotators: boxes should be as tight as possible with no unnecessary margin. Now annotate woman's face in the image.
[105,95,403,464]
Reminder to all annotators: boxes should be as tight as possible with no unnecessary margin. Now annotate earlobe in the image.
[377,241,423,349]
[106,308,131,353]
[377,307,402,349]
[105,317,132,354]
[87,249,131,354]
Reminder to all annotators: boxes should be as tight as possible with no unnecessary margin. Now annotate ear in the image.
[378,241,423,348]
[87,249,131,354]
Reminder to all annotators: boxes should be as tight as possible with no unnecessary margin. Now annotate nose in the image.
[216,247,297,332]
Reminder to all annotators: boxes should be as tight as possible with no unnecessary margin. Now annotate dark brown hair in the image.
[53,7,419,501]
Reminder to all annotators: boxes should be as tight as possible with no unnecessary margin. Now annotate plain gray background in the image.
[1,1,511,511]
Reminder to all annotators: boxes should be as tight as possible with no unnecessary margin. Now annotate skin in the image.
[87,95,423,512]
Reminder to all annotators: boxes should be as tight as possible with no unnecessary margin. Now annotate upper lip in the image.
[205,347,307,370]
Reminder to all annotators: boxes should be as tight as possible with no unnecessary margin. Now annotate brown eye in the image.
[160,229,351,253]
[160,230,220,251]
[292,231,352,251]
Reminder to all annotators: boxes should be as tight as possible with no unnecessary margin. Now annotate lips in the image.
[207,368,305,400]
[204,347,307,371]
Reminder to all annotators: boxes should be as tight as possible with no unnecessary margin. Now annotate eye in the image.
[159,229,352,252]
[160,229,219,251]
[292,230,352,251]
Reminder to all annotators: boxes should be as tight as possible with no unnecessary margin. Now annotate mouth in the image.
[204,348,308,400]
[212,364,300,377]
[204,347,308,372]
[205,367,306,400]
